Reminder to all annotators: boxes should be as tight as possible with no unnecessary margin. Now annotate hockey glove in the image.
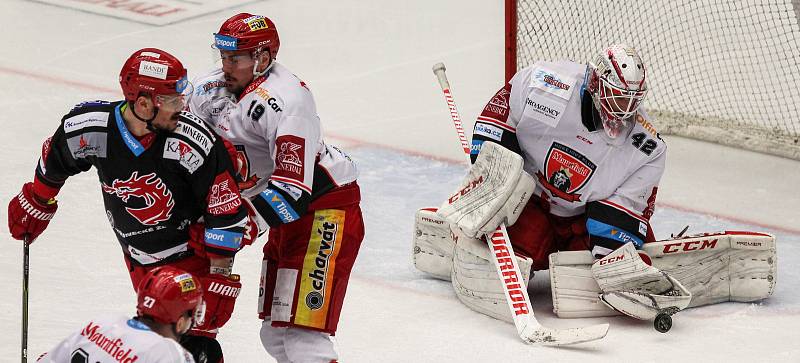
[8,182,58,243]
[193,273,242,333]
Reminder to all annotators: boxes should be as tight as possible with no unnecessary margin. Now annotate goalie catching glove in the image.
[437,142,535,238]
[591,242,691,321]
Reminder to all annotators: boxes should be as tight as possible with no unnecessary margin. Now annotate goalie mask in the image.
[586,44,648,139]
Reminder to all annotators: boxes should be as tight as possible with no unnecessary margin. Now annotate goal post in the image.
[506,0,800,160]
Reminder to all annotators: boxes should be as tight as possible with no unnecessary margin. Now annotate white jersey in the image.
[189,63,357,198]
[37,315,194,363]
[472,60,664,253]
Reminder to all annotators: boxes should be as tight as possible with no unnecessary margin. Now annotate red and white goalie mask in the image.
[587,44,648,139]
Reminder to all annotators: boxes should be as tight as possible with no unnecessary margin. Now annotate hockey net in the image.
[507,0,800,159]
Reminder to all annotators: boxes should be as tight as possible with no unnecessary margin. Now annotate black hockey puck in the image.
[654,313,672,333]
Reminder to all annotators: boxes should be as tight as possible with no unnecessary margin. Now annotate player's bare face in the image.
[220,50,255,94]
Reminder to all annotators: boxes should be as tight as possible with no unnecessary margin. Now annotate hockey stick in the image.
[22,236,29,363]
[432,62,609,345]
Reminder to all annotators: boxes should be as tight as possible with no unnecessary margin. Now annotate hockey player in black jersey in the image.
[7,48,255,363]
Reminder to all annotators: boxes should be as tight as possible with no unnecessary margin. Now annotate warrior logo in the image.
[234,145,261,190]
[536,142,596,202]
[275,135,305,180]
[102,172,175,225]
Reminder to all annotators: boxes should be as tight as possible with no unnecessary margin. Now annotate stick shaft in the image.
[22,238,29,363]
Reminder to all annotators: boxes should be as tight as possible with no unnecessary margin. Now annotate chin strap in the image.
[125,101,162,133]
[252,48,275,78]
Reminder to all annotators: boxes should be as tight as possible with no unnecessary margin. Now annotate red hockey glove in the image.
[187,223,208,258]
[194,273,242,332]
[8,182,58,243]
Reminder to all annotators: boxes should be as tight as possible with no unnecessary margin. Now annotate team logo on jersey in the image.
[102,172,175,226]
[536,142,596,202]
[208,172,242,215]
[275,135,305,181]
[233,145,261,190]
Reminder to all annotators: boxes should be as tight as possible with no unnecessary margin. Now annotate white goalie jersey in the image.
[471,60,665,255]
[37,315,194,363]
[188,63,358,226]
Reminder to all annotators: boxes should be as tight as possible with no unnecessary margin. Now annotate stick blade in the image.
[522,323,609,346]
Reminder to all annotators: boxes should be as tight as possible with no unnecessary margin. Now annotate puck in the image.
[654,313,672,333]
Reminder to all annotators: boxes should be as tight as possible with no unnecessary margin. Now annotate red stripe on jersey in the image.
[477,116,516,132]
[598,199,648,224]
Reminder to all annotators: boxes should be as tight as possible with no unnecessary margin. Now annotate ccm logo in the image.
[448,175,484,204]
[662,239,718,254]
[599,255,624,265]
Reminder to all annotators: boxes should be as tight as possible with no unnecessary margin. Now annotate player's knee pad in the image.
[412,207,457,281]
[450,231,533,323]
[260,318,290,363]
[283,326,338,363]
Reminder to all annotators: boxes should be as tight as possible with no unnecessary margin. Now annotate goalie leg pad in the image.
[451,232,533,323]
[412,208,456,281]
[549,231,777,318]
[437,141,535,238]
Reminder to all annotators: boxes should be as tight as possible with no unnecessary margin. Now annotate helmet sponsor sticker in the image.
[214,34,239,50]
[139,60,168,80]
[244,15,268,31]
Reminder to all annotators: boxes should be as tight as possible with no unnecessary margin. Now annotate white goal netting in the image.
[510,0,800,159]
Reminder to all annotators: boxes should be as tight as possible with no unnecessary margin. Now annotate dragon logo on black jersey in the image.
[102,172,175,226]
[536,142,597,202]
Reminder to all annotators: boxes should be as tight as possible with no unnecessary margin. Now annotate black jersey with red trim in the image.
[34,100,248,264]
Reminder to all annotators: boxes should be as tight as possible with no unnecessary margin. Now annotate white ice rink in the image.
[1,1,799,362]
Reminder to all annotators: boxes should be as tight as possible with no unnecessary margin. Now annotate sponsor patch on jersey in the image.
[139,60,168,80]
[483,84,511,118]
[523,95,566,128]
[260,189,300,223]
[164,138,205,174]
[474,123,503,141]
[295,209,345,329]
[639,221,649,236]
[175,117,215,154]
[63,112,109,133]
[535,142,597,202]
[470,139,484,155]
[102,172,175,226]
[275,135,305,181]
[587,219,644,248]
[67,132,107,159]
[272,180,304,201]
[208,172,242,215]
[204,228,242,250]
[531,68,576,100]
[636,114,659,138]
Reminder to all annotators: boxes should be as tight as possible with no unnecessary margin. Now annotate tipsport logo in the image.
[215,34,238,50]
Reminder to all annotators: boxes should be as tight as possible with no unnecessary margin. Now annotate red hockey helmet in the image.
[214,13,280,58]
[119,48,189,102]
[136,266,203,325]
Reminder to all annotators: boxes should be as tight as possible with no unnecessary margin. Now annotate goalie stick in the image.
[432,62,609,345]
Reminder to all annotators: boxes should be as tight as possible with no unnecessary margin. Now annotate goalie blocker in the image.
[550,231,776,318]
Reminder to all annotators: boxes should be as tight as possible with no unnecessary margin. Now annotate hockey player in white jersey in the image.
[188,13,363,362]
[37,266,201,363]
[415,44,697,327]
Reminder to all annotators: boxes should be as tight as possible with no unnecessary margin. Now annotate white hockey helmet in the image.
[587,44,648,139]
